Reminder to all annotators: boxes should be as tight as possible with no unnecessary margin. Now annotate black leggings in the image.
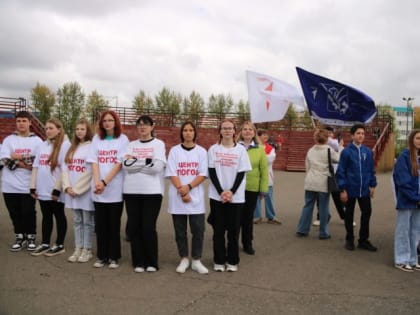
[39,200,67,245]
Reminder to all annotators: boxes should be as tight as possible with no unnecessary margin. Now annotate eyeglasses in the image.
[102,119,115,123]
[221,127,234,131]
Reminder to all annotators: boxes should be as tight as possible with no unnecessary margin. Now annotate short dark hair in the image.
[324,126,334,132]
[15,111,31,119]
[136,115,154,126]
[350,124,365,135]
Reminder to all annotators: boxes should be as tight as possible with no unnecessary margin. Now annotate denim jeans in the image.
[296,190,330,238]
[172,214,205,259]
[73,209,95,249]
[254,186,276,219]
[394,209,420,265]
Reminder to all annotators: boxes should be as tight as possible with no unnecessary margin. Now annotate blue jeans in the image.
[73,209,95,249]
[394,209,420,265]
[254,186,276,219]
[296,191,330,238]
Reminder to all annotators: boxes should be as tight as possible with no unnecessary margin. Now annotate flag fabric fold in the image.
[246,70,304,123]
[295,67,376,126]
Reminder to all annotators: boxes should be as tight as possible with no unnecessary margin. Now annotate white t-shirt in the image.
[0,133,42,193]
[63,142,94,211]
[265,145,276,186]
[33,139,71,202]
[123,138,166,195]
[165,144,208,215]
[87,134,129,203]
[208,143,251,203]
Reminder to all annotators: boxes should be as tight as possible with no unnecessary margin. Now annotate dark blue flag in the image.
[296,67,376,126]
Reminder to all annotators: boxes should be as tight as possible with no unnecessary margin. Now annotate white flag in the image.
[246,70,304,123]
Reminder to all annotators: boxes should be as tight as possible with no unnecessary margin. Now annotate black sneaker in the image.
[358,240,377,252]
[26,234,37,251]
[10,234,27,252]
[44,245,65,257]
[31,244,50,256]
[345,241,355,251]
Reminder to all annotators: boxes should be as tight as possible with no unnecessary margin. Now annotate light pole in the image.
[403,97,414,145]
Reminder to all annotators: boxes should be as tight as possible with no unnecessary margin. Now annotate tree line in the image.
[30,81,258,138]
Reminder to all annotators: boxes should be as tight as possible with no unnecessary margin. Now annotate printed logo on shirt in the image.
[68,158,86,172]
[215,152,239,167]
[39,153,50,165]
[14,148,32,155]
[132,147,153,159]
[98,149,118,163]
[177,161,199,176]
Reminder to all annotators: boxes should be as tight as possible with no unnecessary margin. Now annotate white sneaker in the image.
[134,266,145,273]
[146,266,157,272]
[191,260,209,274]
[213,264,225,272]
[353,221,356,227]
[68,248,82,263]
[312,220,320,226]
[77,249,93,263]
[176,258,190,273]
[108,260,119,269]
[226,264,238,272]
[93,259,106,268]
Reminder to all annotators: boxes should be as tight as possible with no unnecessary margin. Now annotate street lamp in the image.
[403,97,414,145]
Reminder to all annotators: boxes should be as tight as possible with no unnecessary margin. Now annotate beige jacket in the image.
[304,144,340,193]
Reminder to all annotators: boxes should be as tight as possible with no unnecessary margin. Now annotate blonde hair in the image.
[65,119,93,164]
[237,120,261,145]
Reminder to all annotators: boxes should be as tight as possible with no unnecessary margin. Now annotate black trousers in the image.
[344,196,372,243]
[124,194,162,269]
[210,199,243,265]
[94,201,123,261]
[241,191,259,248]
[3,193,37,235]
[39,200,67,245]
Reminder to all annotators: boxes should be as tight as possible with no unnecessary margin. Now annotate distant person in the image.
[313,126,347,226]
[237,121,268,256]
[123,115,166,273]
[336,124,378,252]
[254,129,281,225]
[207,119,251,272]
[0,111,42,251]
[30,118,71,256]
[392,129,420,272]
[296,128,339,239]
[87,110,129,269]
[62,119,94,263]
[165,121,208,274]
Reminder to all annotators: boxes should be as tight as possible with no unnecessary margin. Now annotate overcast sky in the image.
[1,0,419,108]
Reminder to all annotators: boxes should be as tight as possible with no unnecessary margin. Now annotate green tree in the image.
[85,90,109,123]
[283,104,298,129]
[207,94,234,116]
[182,91,205,123]
[132,90,154,114]
[237,99,250,121]
[55,82,85,138]
[155,87,182,114]
[30,82,56,124]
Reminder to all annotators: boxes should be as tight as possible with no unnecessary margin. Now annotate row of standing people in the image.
[1,111,278,273]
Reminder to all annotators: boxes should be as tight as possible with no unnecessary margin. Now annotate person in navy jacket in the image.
[392,130,420,272]
[336,124,377,252]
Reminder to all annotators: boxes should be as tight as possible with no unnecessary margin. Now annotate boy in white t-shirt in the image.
[0,111,42,251]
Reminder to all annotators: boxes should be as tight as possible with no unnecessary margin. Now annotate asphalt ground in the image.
[1,171,420,315]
